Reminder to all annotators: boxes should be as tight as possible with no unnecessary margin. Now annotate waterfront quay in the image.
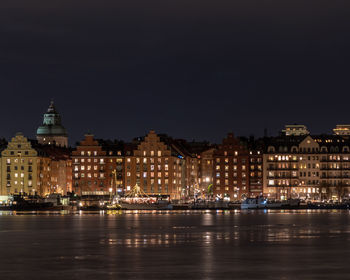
[2,103,350,206]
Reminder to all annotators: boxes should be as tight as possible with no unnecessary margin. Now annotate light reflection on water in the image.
[1,210,350,279]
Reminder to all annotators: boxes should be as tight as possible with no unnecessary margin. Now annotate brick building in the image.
[213,133,250,200]
[125,130,186,199]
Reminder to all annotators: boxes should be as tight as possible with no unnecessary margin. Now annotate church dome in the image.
[36,101,68,136]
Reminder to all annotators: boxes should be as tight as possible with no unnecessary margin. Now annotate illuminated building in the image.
[198,148,215,196]
[333,124,350,136]
[71,134,124,195]
[0,133,37,195]
[36,101,68,147]
[125,130,185,199]
[34,144,72,196]
[263,134,350,201]
[282,124,309,136]
[213,133,251,200]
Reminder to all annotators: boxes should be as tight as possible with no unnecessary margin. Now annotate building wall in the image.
[37,135,68,148]
[36,156,51,196]
[0,133,37,195]
[72,135,109,195]
[198,148,215,196]
[248,150,263,197]
[263,135,350,201]
[71,135,124,195]
[213,133,250,200]
[125,131,184,199]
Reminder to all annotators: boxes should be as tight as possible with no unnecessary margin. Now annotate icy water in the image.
[0,210,350,279]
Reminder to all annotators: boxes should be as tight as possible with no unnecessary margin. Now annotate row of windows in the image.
[215,186,248,191]
[74,173,105,178]
[6,180,33,187]
[127,171,181,178]
[6,159,33,164]
[268,146,350,153]
[8,151,30,156]
[74,158,105,164]
[126,179,180,185]
[137,179,170,185]
[216,179,246,185]
[216,165,247,171]
[139,151,163,157]
[79,151,123,156]
[216,172,246,178]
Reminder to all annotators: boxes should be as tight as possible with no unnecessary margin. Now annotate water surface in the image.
[0,210,349,279]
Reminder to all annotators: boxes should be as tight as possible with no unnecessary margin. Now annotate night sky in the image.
[1,0,350,145]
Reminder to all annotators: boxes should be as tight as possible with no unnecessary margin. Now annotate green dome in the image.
[36,101,68,136]
[36,124,67,136]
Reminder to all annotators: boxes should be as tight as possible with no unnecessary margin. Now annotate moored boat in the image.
[119,184,173,210]
[241,197,300,209]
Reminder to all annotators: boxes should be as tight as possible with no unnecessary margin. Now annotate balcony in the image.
[320,175,350,179]
[267,175,298,179]
[267,167,298,171]
[267,184,299,188]
[267,159,298,163]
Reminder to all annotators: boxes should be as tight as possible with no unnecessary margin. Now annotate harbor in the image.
[2,193,350,211]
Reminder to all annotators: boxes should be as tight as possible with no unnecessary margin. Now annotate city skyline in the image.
[1,0,350,144]
[1,100,349,145]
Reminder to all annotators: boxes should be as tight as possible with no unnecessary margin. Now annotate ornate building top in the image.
[36,101,67,136]
[36,101,68,147]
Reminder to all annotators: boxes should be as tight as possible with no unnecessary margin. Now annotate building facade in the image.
[125,131,185,199]
[35,145,72,196]
[213,133,251,200]
[0,133,37,195]
[71,135,124,195]
[263,135,350,201]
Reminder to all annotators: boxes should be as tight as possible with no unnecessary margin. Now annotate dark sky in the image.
[1,0,350,144]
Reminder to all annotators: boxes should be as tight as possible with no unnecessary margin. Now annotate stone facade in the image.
[0,133,37,195]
